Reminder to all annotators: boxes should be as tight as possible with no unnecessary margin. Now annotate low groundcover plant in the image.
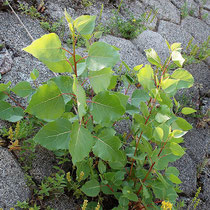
[0,10,196,209]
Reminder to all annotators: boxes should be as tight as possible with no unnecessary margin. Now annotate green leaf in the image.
[87,42,120,71]
[143,185,150,199]
[64,9,74,34]
[91,91,125,125]
[7,107,24,122]
[111,92,129,109]
[126,103,139,115]
[171,130,187,138]
[145,48,161,67]
[165,167,179,177]
[98,160,106,174]
[171,68,194,89]
[155,113,170,123]
[89,68,113,93]
[161,78,178,94]
[81,179,100,197]
[153,127,164,141]
[131,89,150,107]
[93,128,122,162]
[169,174,182,184]
[0,81,11,92]
[72,76,87,120]
[69,121,94,164]
[133,64,143,71]
[34,118,72,150]
[0,101,24,122]
[122,186,138,202]
[172,51,185,67]
[109,151,127,169]
[12,81,33,97]
[171,43,181,51]
[165,40,171,50]
[170,142,185,156]
[137,64,155,90]
[73,15,96,35]
[51,76,73,103]
[119,196,129,207]
[30,69,39,81]
[122,61,131,72]
[152,181,178,202]
[181,107,196,115]
[94,31,103,39]
[173,117,192,131]
[76,159,91,180]
[108,75,118,90]
[23,33,71,73]
[140,102,149,117]
[26,81,65,121]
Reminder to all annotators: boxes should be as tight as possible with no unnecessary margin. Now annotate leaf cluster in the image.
[0,12,196,210]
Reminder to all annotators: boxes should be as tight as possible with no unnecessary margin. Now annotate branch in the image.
[62,47,73,56]
[76,56,88,64]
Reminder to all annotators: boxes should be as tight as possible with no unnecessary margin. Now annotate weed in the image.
[40,18,65,38]
[18,2,41,19]
[184,36,210,65]
[81,0,95,7]
[104,10,147,39]
[181,1,195,19]
[1,13,195,210]
[201,12,208,20]
[187,187,202,210]
[181,1,189,19]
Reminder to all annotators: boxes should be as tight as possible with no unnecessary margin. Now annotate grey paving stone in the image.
[171,0,199,17]
[0,47,13,75]
[0,12,45,51]
[44,195,78,210]
[132,30,170,63]
[202,168,210,201]
[29,146,57,184]
[194,0,210,10]
[181,16,210,43]
[142,0,181,24]
[0,147,31,209]
[183,127,209,165]
[1,54,54,86]
[100,35,148,73]
[185,62,210,90]
[201,9,210,25]
[120,0,145,19]
[158,20,196,49]
[171,153,197,196]
[45,2,76,21]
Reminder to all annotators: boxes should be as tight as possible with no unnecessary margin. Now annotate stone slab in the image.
[0,147,31,209]
[100,35,148,73]
[181,16,210,43]
[185,62,210,91]
[170,153,197,196]
[44,195,78,209]
[0,47,13,75]
[201,9,210,25]
[29,146,57,184]
[142,0,181,24]
[1,54,54,86]
[132,30,170,63]
[158,20,197,49]
[0,12,45,51]
[171,0,199,17]
[183,127,209,165]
